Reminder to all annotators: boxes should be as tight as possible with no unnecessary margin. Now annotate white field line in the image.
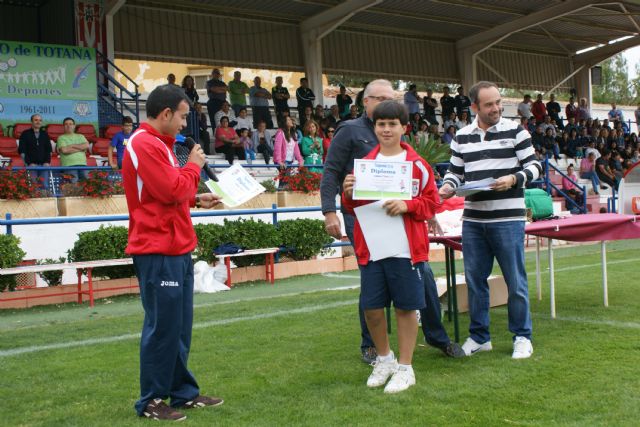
[0,299,358,359]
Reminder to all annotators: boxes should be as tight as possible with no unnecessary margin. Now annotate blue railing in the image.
[543,158,587,213]
[95,50,140,125]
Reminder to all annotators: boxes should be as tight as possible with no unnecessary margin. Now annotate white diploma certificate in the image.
[204,164,265,207]
[354,201,408,261]
[352,159,413,200]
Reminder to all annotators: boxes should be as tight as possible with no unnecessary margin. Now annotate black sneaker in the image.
[600,185,609,190]
[439,342,466,358]
[180,395,224,409]
[361,347,377,365]
[143,398,187,421]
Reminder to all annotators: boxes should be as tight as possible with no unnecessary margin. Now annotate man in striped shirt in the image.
[439,81,542,360]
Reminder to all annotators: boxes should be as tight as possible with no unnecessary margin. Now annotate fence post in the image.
[5,213,12,235]
[272,203,280,263]
[544,158,551,195]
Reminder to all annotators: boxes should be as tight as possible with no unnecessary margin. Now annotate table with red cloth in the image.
[525,213,640,318]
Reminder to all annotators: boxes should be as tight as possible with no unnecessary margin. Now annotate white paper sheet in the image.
[205,163,265,207]
[454,178,496,197]
[354,201,408,261]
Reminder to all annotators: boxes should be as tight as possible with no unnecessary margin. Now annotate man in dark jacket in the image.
[18,114,52,189]
[321,79,464,365]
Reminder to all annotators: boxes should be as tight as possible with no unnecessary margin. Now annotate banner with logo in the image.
[0,40,98,133]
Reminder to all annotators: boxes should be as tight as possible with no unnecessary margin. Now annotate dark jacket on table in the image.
[320,114,377,214]
[18,128,52,165]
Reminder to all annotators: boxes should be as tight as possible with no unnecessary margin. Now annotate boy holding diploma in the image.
[342,101,440,393]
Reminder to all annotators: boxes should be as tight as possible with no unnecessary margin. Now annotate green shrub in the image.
[194,219,280,267]
[0,234,26,292]
[260,179,277,193]
[67,225,134,279]
[277,219,333,261]
[37,257,66,287]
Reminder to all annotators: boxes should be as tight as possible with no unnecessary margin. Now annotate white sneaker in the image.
[461,337,493,356]
[512,336,533,359]
[384,365,416,394]
[367,356,398,388]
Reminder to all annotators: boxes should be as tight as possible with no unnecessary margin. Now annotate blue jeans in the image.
[580,171,600,193]
[346,213,452,350]
[462,221,532,343]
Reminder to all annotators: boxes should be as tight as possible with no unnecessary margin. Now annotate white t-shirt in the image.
[374,150,410,259]
[518,102,532,118]
[285,139,296,162]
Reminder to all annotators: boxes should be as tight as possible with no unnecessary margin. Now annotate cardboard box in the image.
[436,275,508,313]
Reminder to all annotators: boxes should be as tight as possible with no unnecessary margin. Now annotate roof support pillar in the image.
[300,0,382,105]
[574,67,593,111]
[456,48,476,96]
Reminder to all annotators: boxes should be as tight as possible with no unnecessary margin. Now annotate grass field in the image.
[1,240,639,426]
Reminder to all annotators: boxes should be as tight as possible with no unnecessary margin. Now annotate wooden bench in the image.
[215,248,279,287]
[0,258,133,308]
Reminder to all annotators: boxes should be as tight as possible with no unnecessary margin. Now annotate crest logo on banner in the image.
[75,0,106,52]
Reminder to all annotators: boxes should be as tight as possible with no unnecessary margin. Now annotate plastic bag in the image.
[193,261,230,293]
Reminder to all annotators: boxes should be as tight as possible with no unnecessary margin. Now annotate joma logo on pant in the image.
[160,281,179,287]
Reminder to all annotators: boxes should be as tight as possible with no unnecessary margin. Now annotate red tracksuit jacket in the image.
[122,123,200,256]
[342,142,440,266]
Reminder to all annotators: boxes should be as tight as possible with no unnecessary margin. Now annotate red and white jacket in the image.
[342,142,440,266]
[122,123,200,255]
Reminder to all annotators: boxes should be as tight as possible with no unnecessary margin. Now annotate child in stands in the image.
[238,128,255,164]
[342,100,440,394]
[109,116,134,169]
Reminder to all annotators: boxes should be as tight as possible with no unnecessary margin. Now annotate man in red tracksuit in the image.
[122,84,222,421]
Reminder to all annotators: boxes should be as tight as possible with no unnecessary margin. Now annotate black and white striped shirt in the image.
[443,117,542,223]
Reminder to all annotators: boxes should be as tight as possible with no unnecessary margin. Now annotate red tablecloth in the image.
[525,214,640,242]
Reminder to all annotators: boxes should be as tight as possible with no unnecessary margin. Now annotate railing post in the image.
[271,203,278,227]
[5,213,12,235]
[544,158,551,195]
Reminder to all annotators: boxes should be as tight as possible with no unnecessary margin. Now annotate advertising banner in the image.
[0,40,98,133]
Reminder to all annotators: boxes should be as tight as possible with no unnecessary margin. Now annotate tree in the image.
[592,54,633,104]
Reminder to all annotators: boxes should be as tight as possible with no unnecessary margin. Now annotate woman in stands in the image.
[562,164,584,209]
[273,115,303,169]
[300,119,323,172]
[215,116,244,164]
[580,152,602,194]
[181,75,199,104]
[565,128,582,160]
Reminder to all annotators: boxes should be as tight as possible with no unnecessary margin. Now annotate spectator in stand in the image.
[520,117,535,134]
[608,102,624,123]
[443,111,457,132]
[562,164,583,209]
[167,73,178,86]
[517,94,532,119]
[336,85,353,119]
[238,128,255,165]
[234,107,253,132]
[355,81,369,115]
[344,105,359,121]
[580,152,602,194]
[300,119,323,171]
[322,127,334,163]
[440,86,455,123]
[596,149,617,190]
[576,97,591,122]
[442,125,456,144]
[596,128,609,150]
[541,115,556,137]
[195,103,211,155]
[610,151,624,181]
[631,146,640,163]
[249,77,273,129]
[205,68,227,134]
[56,117,89,182]
[299,106,314,128]
[296,78,316,124]
[273,115,303,168]
[566,97,577,123]
[251,120,274,164]
[531,94,547,124]
[415,120,429,141]
[565,128,582,160]
[108,116,134,169]
[214,101,237,128]
[543,127,560,161]
[427,124,441,145]
[404,84,422,115]
[18,114,52,189]
[457,111,470,130]
[558,130,570,155]
[454,86,471,118]
[602,118,612,131]
[228,71,249,116]
[423,88,439,126]
[327,105,341,128]
[314,104,325,122]
[271,76,290,120]
[546,94,563,130]
[408,112,422,136]
[531,124,545,152]
[181,75,198,104]
[564,116,577,136]
[215,116,244,165]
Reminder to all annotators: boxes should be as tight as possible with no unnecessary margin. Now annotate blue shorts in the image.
[359,258,427,311]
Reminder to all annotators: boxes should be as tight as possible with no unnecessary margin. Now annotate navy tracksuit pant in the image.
[133,253,200,416]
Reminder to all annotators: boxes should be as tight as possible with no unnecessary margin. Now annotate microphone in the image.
[183,136,218,181]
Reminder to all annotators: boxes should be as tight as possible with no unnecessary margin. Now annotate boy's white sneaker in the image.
[384,365,416,394]
[367,356,398,388]
[461,337,493,356]
[512,336,533,359]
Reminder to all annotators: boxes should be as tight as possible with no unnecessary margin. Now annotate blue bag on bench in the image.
[213,243,245,255]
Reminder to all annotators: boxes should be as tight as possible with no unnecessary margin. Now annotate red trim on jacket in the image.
[122,123,201,255]
[342,142,440,266]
